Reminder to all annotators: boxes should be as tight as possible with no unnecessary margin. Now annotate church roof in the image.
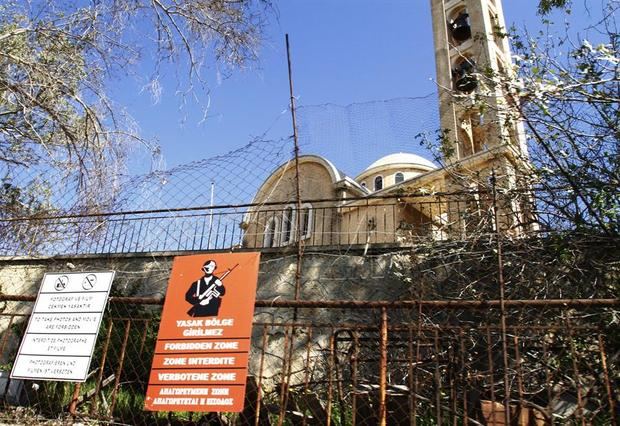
[364,152,436,171]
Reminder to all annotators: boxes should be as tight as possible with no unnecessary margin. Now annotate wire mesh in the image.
[0,94,618,426]
[0,299,617,425]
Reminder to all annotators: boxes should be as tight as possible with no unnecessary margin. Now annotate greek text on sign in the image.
[145,253,260,412]
[11,271,115,382]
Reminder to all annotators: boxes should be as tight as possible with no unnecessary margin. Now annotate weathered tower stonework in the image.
[430,0,528,162]
[430,0,536,234]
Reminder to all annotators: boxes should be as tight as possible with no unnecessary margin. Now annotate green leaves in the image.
[537,0,571,15]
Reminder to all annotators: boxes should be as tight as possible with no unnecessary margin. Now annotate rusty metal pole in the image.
[255,324,269,426]
[278,34,304,425]
[491,170,512,425]
[109,320,131,417]
[286,33,304,302]
[412,305,423,426]
[326,332,335,426]
[69,383,81,416]
[351,332,360,425]
[541,337,555,425]
[598,334,617,426]
[277,324,292,426]
[379,307,388,426]
[90,321,114,416]
[565,315,586,426]
[302,328,314,426]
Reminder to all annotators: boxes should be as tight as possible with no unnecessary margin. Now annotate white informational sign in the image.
[10,271,115,382]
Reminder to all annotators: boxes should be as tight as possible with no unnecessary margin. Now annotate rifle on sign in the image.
[197,263,239,305]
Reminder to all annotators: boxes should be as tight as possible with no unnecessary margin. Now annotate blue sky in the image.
[112,1,599,172]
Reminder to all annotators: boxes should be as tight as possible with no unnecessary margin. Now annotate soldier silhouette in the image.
[185,260,238,317]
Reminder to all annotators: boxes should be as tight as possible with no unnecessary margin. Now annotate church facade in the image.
[242,0,534,249]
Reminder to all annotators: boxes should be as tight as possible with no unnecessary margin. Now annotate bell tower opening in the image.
[430,0,528,163]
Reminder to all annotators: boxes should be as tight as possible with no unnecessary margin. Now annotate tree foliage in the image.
[507,0,619,234]
[0,0,268,216]
[537,0,571,15]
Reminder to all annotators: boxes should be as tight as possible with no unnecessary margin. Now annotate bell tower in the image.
[430,0,528,162]
[430,0,535,235]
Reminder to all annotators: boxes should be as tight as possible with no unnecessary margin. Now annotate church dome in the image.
[364,152,436,172]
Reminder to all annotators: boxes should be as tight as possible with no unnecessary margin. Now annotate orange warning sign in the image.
[145,253,260,412]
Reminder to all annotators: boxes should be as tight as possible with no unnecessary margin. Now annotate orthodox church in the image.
[243,0,533,249]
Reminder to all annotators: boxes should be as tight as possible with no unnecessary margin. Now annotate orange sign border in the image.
[145,252,260,412]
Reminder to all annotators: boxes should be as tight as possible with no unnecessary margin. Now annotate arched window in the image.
[374,176,383,191]
[395,172,404,184]
[281,205,295,245]
[263,216,280,248]
[300,203,313,239]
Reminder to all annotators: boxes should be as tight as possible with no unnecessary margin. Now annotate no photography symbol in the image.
[82,274,97,290]
[54,275,69,291]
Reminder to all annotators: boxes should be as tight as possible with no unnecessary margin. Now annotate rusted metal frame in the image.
[486,325,497,422]
[379,307,388,426]
[69,383,82,416]
[351,331,360,426]
[459,329,469,425]
[541,337,555,425]
[0,315,17,405]
[412,305,423,426]
[513,333,525,421]
[90,321,114,416]
[138,320,149,355]
[301,327,314,426]
[411,305,422,426]
[278,317,301,424]
[1,293,617,309]
[277,322,293,426]
[598,334,617,426]
[254,324,269,426]
[253,299,620,309]
[265,322,602,333]
[491,171,511,425]
[326,331,335,426]
[332,330,348,426]
[434,328,442,424]
[0,314,16,358]
[276,36,304,426]
[408,324,415,426]
[448,338,457,426]
[565,315,586,426]
[109,320,131,417]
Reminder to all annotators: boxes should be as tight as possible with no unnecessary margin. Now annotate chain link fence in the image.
[0,96,618,424]
[0,296,617,425]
